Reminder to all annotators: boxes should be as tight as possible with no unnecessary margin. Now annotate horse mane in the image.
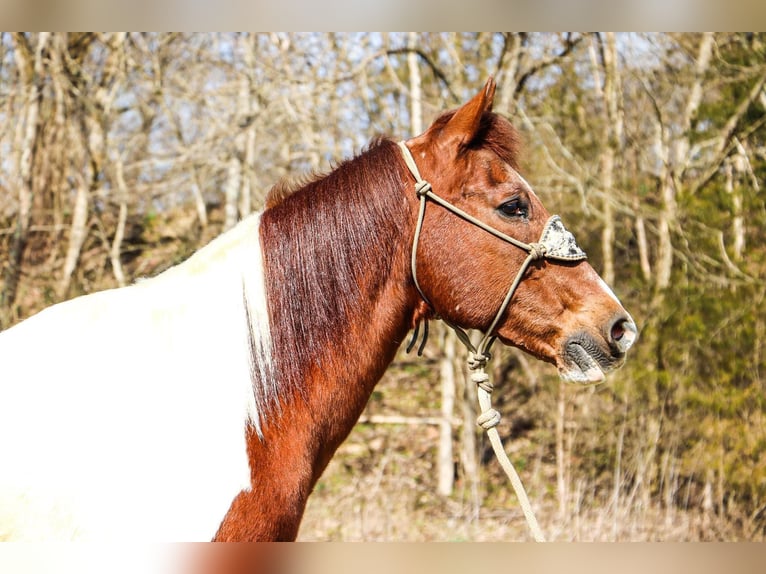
[264,137,393,209]
[253,137,411,425]
[265,173,320,209]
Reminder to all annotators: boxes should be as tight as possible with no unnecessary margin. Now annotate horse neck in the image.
[257,141,417,472]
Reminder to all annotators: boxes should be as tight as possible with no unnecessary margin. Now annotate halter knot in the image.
[470,370,494,393]
[414,180,432,197]
[528,242,547,260]
[477,408,501,430]
[467,351,491,371]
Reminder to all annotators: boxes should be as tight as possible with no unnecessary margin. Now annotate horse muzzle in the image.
[559,312,638,384]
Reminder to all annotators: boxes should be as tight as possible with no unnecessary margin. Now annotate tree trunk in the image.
[590,32,623,286]
[109,155,129,287]
[458,353,481,520]
[600,148,616,286]
[656,33,714,291]
[729,141,753,261]
[497,33,524,115]
[634,196,652,281]
[438,324,456,497]
[655,150,676,291]
[58,33,127,295]
[58,178,90,296]
[1,33,48,327]
[555,381,568,519]
[223,156,241,231]
[407,32,423,135]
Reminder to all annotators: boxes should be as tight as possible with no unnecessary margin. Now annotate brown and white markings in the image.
[0,78,635,541]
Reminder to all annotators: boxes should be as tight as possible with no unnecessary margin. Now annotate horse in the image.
[0,78,636,541]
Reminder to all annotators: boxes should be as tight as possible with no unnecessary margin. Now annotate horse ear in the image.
[441,77,496,148]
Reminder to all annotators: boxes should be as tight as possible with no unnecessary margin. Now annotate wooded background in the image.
[1,32,764,540]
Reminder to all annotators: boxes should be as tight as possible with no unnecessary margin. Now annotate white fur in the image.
[0,212,271,541]
[597,276,622,306]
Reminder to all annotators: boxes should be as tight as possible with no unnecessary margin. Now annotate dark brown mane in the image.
[255,137,411,420]
[264,137,395,209]
[265,173,321,209]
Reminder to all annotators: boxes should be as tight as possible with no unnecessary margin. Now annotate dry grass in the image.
[299,427,746,542]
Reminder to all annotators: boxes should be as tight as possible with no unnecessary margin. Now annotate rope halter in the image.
[398,140,587,361]
[398,140,588,542]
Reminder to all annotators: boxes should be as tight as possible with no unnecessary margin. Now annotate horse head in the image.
[402,78,637,384]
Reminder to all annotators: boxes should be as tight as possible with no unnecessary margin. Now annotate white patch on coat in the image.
[0,212,271,541]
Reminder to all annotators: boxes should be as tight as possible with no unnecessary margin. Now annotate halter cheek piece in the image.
[398,140,587,362]
[398,140,587,543]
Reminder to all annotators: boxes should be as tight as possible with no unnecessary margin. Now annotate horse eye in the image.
[497,198,528,219]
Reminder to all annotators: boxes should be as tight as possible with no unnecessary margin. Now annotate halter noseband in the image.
[398,140,587,362]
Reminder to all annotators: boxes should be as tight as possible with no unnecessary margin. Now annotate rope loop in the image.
[477,408,501,430]
[528,242,547,260]
[414,180,432,197]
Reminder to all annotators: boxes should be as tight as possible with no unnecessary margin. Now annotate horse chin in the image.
[558,361,606,385]
[558,340,611,385]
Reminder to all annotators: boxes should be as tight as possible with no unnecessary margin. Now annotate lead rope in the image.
[468,351,546,542]
[398,141,548,542]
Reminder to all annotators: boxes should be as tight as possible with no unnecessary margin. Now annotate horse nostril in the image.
[608,315,637,354]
